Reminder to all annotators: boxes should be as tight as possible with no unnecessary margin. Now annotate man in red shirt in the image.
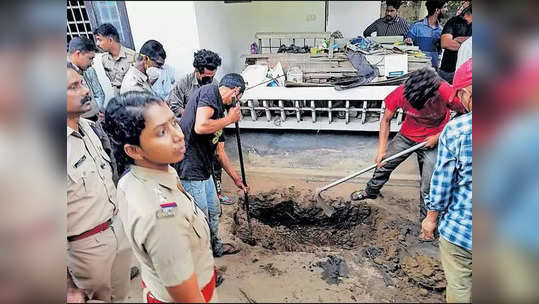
[350,68,465,239]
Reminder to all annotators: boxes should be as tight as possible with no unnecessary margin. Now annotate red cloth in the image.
[142,267,216,303]
[385,81,464,143]
[453,58,472,90]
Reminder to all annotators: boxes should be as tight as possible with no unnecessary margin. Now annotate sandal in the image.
[350,190,377,201]
[215,243,241,257]
[215,273,224,287]
[418,235,436,242]
[219,195,235,205]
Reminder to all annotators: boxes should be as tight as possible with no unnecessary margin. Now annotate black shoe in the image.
[130,266,140,280]
[350,189,378,201]
[216,273,224,287]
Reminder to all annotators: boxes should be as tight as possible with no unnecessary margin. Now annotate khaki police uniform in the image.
[102,45,136,96]
[116,165,218,303]
[120,65,155,95]
[67,118,132,302]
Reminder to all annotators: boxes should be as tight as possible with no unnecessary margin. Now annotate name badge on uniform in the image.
[157,202,177,218]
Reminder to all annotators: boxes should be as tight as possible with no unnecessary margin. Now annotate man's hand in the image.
[226,105,241,124]
[67,287,86,303]
[375,150,387,168]
[222,87,240,103]
[454,36,469,44]
[421,216,438,241]
[405,37,413,45]
[233,177,249,193]
[97,112,105,122]
[424,134,440,148]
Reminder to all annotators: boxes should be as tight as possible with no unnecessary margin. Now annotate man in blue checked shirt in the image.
[421,58,472,303]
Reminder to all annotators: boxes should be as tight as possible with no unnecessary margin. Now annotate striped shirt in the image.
[427,112,472,251]
[363,16,410,37]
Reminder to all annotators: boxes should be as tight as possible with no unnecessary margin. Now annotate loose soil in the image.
[231,186,446,302]
[127,173,446,302]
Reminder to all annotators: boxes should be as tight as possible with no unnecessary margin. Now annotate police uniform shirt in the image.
[67,118,116,236]
[102,45,136,95]
[116,165,215,302]
[120,65,155,95]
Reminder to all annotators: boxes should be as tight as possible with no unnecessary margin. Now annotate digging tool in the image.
[315,141,427,201]
[245,74,285,91]
[231,96,256,245]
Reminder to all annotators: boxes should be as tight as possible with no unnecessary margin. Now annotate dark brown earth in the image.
[127,172,446,302]
[232,187,446,301]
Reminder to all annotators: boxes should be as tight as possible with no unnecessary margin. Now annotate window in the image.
[66,1,94,44]
[66,1,134,49]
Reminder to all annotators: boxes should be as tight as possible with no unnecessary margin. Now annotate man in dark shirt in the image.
[178,73,248,257]
[363,0,409,38]
[439,6,472,83]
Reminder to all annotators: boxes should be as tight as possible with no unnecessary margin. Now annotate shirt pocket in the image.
[67,155,98,200]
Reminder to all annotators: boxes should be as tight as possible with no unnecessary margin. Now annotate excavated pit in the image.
[233,187,375,252]
[232,187,446,293]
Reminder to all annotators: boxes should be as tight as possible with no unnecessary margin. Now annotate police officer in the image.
[105,92,217,302]
[66,64,131,302]
[94,23,136,96]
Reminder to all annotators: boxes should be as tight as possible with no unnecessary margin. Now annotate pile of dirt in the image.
[401,255,446,290]
[232,187,446,299]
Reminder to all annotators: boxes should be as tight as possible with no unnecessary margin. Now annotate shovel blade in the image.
[314,190,334,217]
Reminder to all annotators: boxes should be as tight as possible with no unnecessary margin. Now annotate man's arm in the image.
[215,142,248,192]
[375,109,393,167]
[194,105,240,135]
[67,269,86,303]
[421,129,457,238]
[405,24,417,44]
[165,273,205,303]
[363,19,378,37]
[441,33,464,51]
[440,20,470,51]
[166,81,186,118]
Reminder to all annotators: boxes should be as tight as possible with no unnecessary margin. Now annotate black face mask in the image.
[197,76,213,86]
[80,95,91,106]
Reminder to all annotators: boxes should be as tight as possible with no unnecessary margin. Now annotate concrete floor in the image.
[223,129,421,184]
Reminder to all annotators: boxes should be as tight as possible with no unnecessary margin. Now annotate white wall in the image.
[194,1,325,77]
[327,1,381,38]
[125,1,200,79]
[123,1,381,79]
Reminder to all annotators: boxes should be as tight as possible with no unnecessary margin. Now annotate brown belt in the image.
[68,219,111,242]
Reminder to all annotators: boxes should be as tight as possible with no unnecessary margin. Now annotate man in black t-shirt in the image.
[177,73,248,257]
[439,5,472,83]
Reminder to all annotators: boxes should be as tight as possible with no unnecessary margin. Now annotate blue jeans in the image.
[181,177,224,255]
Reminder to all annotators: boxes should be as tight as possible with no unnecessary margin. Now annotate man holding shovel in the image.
[178,73,248,257]
[350,68,465,240]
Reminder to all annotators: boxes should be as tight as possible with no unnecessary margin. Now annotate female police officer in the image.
[104,91,217,302]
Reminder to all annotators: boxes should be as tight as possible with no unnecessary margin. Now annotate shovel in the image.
[315,141,427,214]
[231,96,256,245]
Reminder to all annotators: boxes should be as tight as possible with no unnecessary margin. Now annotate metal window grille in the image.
[67,1,94,44]
[230,87,404,132]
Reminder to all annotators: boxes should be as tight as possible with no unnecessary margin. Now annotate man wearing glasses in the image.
[120,40,166,95]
